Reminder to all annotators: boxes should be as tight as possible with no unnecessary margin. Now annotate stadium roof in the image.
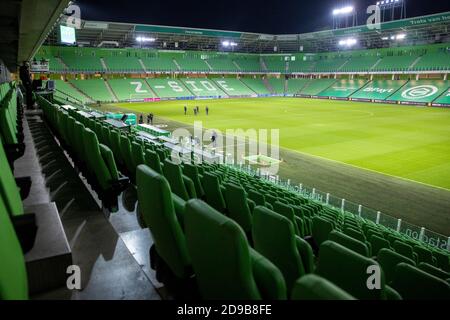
[0,0,71,72]
[44,11,450,53]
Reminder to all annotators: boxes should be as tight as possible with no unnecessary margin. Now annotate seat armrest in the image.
[99,144,119,180]
[172,193,187,228]
[247,199,256,212]
[250,248,287,300]
[182,175,197,199]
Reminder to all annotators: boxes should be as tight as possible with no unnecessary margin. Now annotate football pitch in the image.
[105,97,450,190]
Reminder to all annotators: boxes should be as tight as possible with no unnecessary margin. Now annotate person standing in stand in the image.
[19,61,33,108]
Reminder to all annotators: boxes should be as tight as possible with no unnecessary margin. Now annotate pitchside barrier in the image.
[227,162,450,253]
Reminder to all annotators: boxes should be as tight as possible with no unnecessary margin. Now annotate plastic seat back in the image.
[392,263,450,299]
[223,183,252,233]
[163,159,190,200]
[252,206,305,292]
[291,274,355,300]
[184,199,286,300]
[316,241,386,300]
[201,172,226,212]
[329,230,370,257]
[136,165,190,278]
[378,248,416,284]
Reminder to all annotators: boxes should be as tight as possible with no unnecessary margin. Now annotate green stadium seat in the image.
[82,128,119,191]
[119,134,135,176]
[393,240,416,262]
[328,231,370,257]
[312,216,334,246]
[144,149,163,174]
[369,235,391,256]
[377,248,416,284]
[136,165,191,279]
[418,262,450,281]
[316,241,387,299]
[201,172,226,212]
[272,201,302,237]
[0,195,28,299]
[433,251,450,272]
[182,163,205,199]
[291,274,355,300]
[413,246,435,265]
[392,263,450,299]
[184,199,286,299]
[163,159,196,201]
[223,182,253,236]
[252,206,315,292]
[0,136,24,217]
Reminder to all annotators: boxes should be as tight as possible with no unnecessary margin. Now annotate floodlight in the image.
[222,41,237,47]
[332,6,354,16]
[338,38,357,46]
[396,33,406,40]
[136,36,156,42]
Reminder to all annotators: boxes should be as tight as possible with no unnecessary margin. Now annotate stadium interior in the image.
[1,0,450,302]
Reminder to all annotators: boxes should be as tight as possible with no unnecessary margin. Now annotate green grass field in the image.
[106,97,450,190]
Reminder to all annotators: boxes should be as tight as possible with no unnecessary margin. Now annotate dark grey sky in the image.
[74,0,450,34]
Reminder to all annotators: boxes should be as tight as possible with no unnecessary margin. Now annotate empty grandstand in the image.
[1,0,450,306]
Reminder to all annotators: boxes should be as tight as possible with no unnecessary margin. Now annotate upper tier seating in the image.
[312,58,348,73]
[141,56,179,72]
[289,60,316,73]
[60,54,104,72]
[234,57,263,73]
[263,58,287,73]
[207,57,239,73]
[372,55,418,72]
[412,52,450,71]
[340,56,380,72]
[176,57,210,72]
[103,56,144,72]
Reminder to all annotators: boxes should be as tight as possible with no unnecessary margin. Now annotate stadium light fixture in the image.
[136,36,156,42]
[222,41,237,47]
[332,6,354,16]
[338,38,357,46]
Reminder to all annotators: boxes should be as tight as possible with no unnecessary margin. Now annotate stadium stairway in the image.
[104,79,119,102]
[27,96,165,299]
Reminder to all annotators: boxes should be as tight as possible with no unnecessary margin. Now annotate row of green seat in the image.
[39,97,129,207]
[0,82,25,165]
[0,81,29,300]
[137,161,450,299]
[0,136,28,299]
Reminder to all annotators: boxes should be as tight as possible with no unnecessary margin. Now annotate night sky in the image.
[74,0,450,34]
